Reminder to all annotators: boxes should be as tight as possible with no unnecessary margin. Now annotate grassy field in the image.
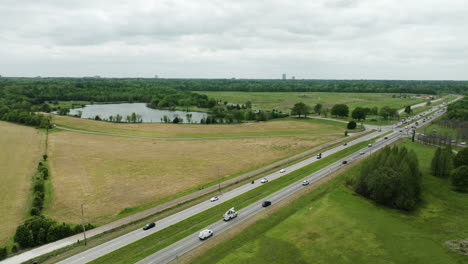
[192,140,468,264]
[52,115,346,138]
[0,121,45,245]
[199,92,428,112]
[45,127,340,224]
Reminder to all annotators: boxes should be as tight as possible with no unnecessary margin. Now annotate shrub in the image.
[0,247,7,260]
[347,121,357,129]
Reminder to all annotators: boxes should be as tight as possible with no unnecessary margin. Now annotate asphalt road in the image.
[1,96,460,264]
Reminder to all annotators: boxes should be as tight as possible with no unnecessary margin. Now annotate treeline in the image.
[352,146,422,210]
[446,97,468,121]
[8,156,95,255]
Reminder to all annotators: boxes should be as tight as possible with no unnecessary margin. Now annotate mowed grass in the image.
[0,121,45,245]
[199,91,428,112]
[52,115,345,138]
[45,131,340,224]
[193,140,468,264]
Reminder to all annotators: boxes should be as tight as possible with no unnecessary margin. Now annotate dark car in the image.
[262,201,272,207]
[342,160,348,164]
[143,222,156,230]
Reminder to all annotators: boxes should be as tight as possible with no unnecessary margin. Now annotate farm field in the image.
[199,91,428,112]
[45,129,340,224]
[0,121,45,245]
[52,114,346,138]
[192,140,468,264]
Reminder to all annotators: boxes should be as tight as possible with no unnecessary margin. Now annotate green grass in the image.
[192,140,468,264]
[89,140,372,264]
[199,91,428,113]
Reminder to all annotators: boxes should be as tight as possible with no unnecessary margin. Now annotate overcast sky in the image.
[0,0,467,79]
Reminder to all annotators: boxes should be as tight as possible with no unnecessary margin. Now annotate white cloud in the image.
[0,0,467,79]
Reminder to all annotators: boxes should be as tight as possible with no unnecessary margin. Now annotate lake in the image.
[68,103,208,123]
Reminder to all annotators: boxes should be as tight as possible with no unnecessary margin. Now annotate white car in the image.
[210,196,219,202]
[359,151,365,155]
[261,178,269,183]
[199,229,213,240]
[302,180,310,186]
[279,169,286,173]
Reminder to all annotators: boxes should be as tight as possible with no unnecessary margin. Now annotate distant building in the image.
[93,75,101,78]
[154,74,159,78]
[292,76,295,80]
[282,73,286,80]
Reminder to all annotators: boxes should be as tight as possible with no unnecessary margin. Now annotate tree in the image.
[451,165,468,192]
[313,103,322,115]
[404,105,411,114]
[454,148,468,168]
[245,101,252,109]
[379,106,398,120]
[431,146,453,178]
[331,104,349,117]
[322,107,330,117]
[347,121,357,129]
[351,107,367,121]
[291,102,311,118]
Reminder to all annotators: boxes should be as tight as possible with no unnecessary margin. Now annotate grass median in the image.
[89,140,372,264]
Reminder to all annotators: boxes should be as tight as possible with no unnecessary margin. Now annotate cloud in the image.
[0,0,467,79]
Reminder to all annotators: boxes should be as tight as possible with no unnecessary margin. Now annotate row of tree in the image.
[291,102,399,121]
[353,146,422,210]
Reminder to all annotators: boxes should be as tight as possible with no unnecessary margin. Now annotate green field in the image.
[199,91,428,113]
[192,140,468,264]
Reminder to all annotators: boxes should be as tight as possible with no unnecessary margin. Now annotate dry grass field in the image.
[0,121,45,244]
[52,115,345,138]
[45,131,339,224]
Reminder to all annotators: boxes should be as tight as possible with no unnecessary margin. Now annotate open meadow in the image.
[199,91,428,112]
[192,140,468,264]
[45,119,342,224]
[0,121,45,245]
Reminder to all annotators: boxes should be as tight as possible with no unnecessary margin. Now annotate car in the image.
[210,196,219,202]
[302,180,310,186]
[279,169,286,173]
[262,201,272,207]
[199,229,213,240]
[368,144,372,147]
[461,142,466,145]
[359,151,365,155]
[343,142,348,146]
[142,222,155,230]
[316,153,322,159]
[260,178,269,183]
[384,136,388,139]
[399,130,403,132]
[342,160,348,164]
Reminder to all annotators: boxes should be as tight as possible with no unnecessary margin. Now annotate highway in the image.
[54,97,459,264]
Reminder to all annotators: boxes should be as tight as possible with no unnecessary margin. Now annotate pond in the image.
[68,103,208,123]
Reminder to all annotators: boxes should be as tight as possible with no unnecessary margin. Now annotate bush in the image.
[11,244,18,253]
[347,121,357,129]
[451,165,468,192]
[30,207,41,216]
[43,154,48,161]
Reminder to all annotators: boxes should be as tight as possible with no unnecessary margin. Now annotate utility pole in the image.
[217,167,221,194]
[81,204,87,246]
